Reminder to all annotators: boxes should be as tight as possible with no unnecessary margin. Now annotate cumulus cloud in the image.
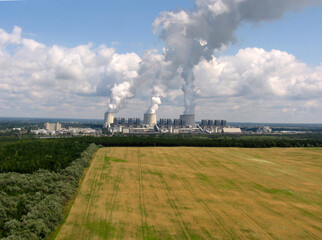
[0,26,141,117]
[192,47,322,122]
[0,25,21,47]
[194,48,322,99]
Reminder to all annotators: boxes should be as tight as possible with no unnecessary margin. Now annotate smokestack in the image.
[103,112,114,128]
[144,113,157,126]
[180,114,195,127]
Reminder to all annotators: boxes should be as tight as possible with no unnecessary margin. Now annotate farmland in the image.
[56,147,322,239]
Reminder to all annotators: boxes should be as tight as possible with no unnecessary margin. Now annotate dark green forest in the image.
[0,141,98,239]
[0,139,89,173]
[79,134,322,148]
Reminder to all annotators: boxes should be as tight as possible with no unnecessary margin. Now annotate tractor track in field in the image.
[165,149,238,240]
[56,147,322,240]
[80,151,106,240]
[186,150,277,240]
[180,176,238,240]
[105,162,125,225]
[137,151,149,240]
[158,173,190,239]
[150,151,191,240]
[189,149,321,240]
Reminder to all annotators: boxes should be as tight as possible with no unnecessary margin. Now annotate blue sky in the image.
[1,0,321,65]
[0,0,321,122]
[0,0,192,54]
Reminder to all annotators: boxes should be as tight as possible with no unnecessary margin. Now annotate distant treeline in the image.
[78,135,322,148]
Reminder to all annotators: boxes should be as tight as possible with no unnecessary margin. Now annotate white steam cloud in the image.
[152,0,320,114]
[100,53,141,112]
[138,49,179,114]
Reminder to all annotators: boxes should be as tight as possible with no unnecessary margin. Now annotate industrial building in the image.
[44,122,61,132]
[103,111,241,134]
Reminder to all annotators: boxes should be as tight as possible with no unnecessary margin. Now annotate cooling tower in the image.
[144,113,157,126]
[103,112,114,128]
[180,114,195,126]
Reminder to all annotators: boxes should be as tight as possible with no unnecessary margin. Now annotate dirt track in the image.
[56,147,322,240]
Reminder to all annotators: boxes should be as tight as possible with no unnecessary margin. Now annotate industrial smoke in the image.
[146,96,162,114]
[102,0,319,115]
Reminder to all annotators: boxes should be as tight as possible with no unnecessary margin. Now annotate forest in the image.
[0,139,98,239]
[0,139,89,173]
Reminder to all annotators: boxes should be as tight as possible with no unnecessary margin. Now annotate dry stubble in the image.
[56,147,322,240]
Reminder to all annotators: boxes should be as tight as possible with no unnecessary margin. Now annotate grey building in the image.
[159,118,167,126]
[173,119,180,126]
[128,118,134,126]
[201,119,208,126]
[215,120,221,126]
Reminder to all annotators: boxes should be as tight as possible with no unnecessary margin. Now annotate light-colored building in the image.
[103,112,114,128]
[144,113,157,126]
[222,127,242,134]
[44,122,61,132]
[257,126,272,133]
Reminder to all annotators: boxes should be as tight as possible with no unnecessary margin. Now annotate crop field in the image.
[56,147,322,240]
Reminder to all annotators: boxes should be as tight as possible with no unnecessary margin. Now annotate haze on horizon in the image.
[0,0,321,123]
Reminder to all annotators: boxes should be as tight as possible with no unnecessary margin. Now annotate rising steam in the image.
[152,0,319,114]
[103,0,319,114]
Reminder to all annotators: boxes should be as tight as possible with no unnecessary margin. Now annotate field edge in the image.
[46,148,100,240]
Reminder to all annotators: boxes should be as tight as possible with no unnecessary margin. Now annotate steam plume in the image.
[101,53,140,113]
[153,0,319,114]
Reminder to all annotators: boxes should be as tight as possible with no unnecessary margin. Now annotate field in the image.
[56,147,322,240]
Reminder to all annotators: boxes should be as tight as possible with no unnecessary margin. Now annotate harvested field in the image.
[56,147,322,240]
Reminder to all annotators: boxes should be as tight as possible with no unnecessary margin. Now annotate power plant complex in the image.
[103,111,241,134]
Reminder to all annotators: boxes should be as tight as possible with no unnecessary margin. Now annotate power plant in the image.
[180,114,195,126]
[143,113,157,126]
[103,112,114,128]
[103,111,241,134]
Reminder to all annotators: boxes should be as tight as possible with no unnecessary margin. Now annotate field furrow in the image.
[56,147,322,240]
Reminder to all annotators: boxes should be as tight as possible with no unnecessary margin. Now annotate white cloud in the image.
[0,25,21,47]
[0,26,321,122]
[193,48,322,122]
[0,26,141,118]
[194,48,322,99]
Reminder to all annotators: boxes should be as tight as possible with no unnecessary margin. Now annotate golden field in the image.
[56,147,322,240]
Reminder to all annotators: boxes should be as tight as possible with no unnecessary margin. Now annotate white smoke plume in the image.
[147,96,162,114]
[153,0,320,114]
[138,49,179,114]
[100,52,141,113]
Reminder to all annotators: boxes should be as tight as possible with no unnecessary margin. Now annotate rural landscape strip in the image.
[55,147,322,239]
